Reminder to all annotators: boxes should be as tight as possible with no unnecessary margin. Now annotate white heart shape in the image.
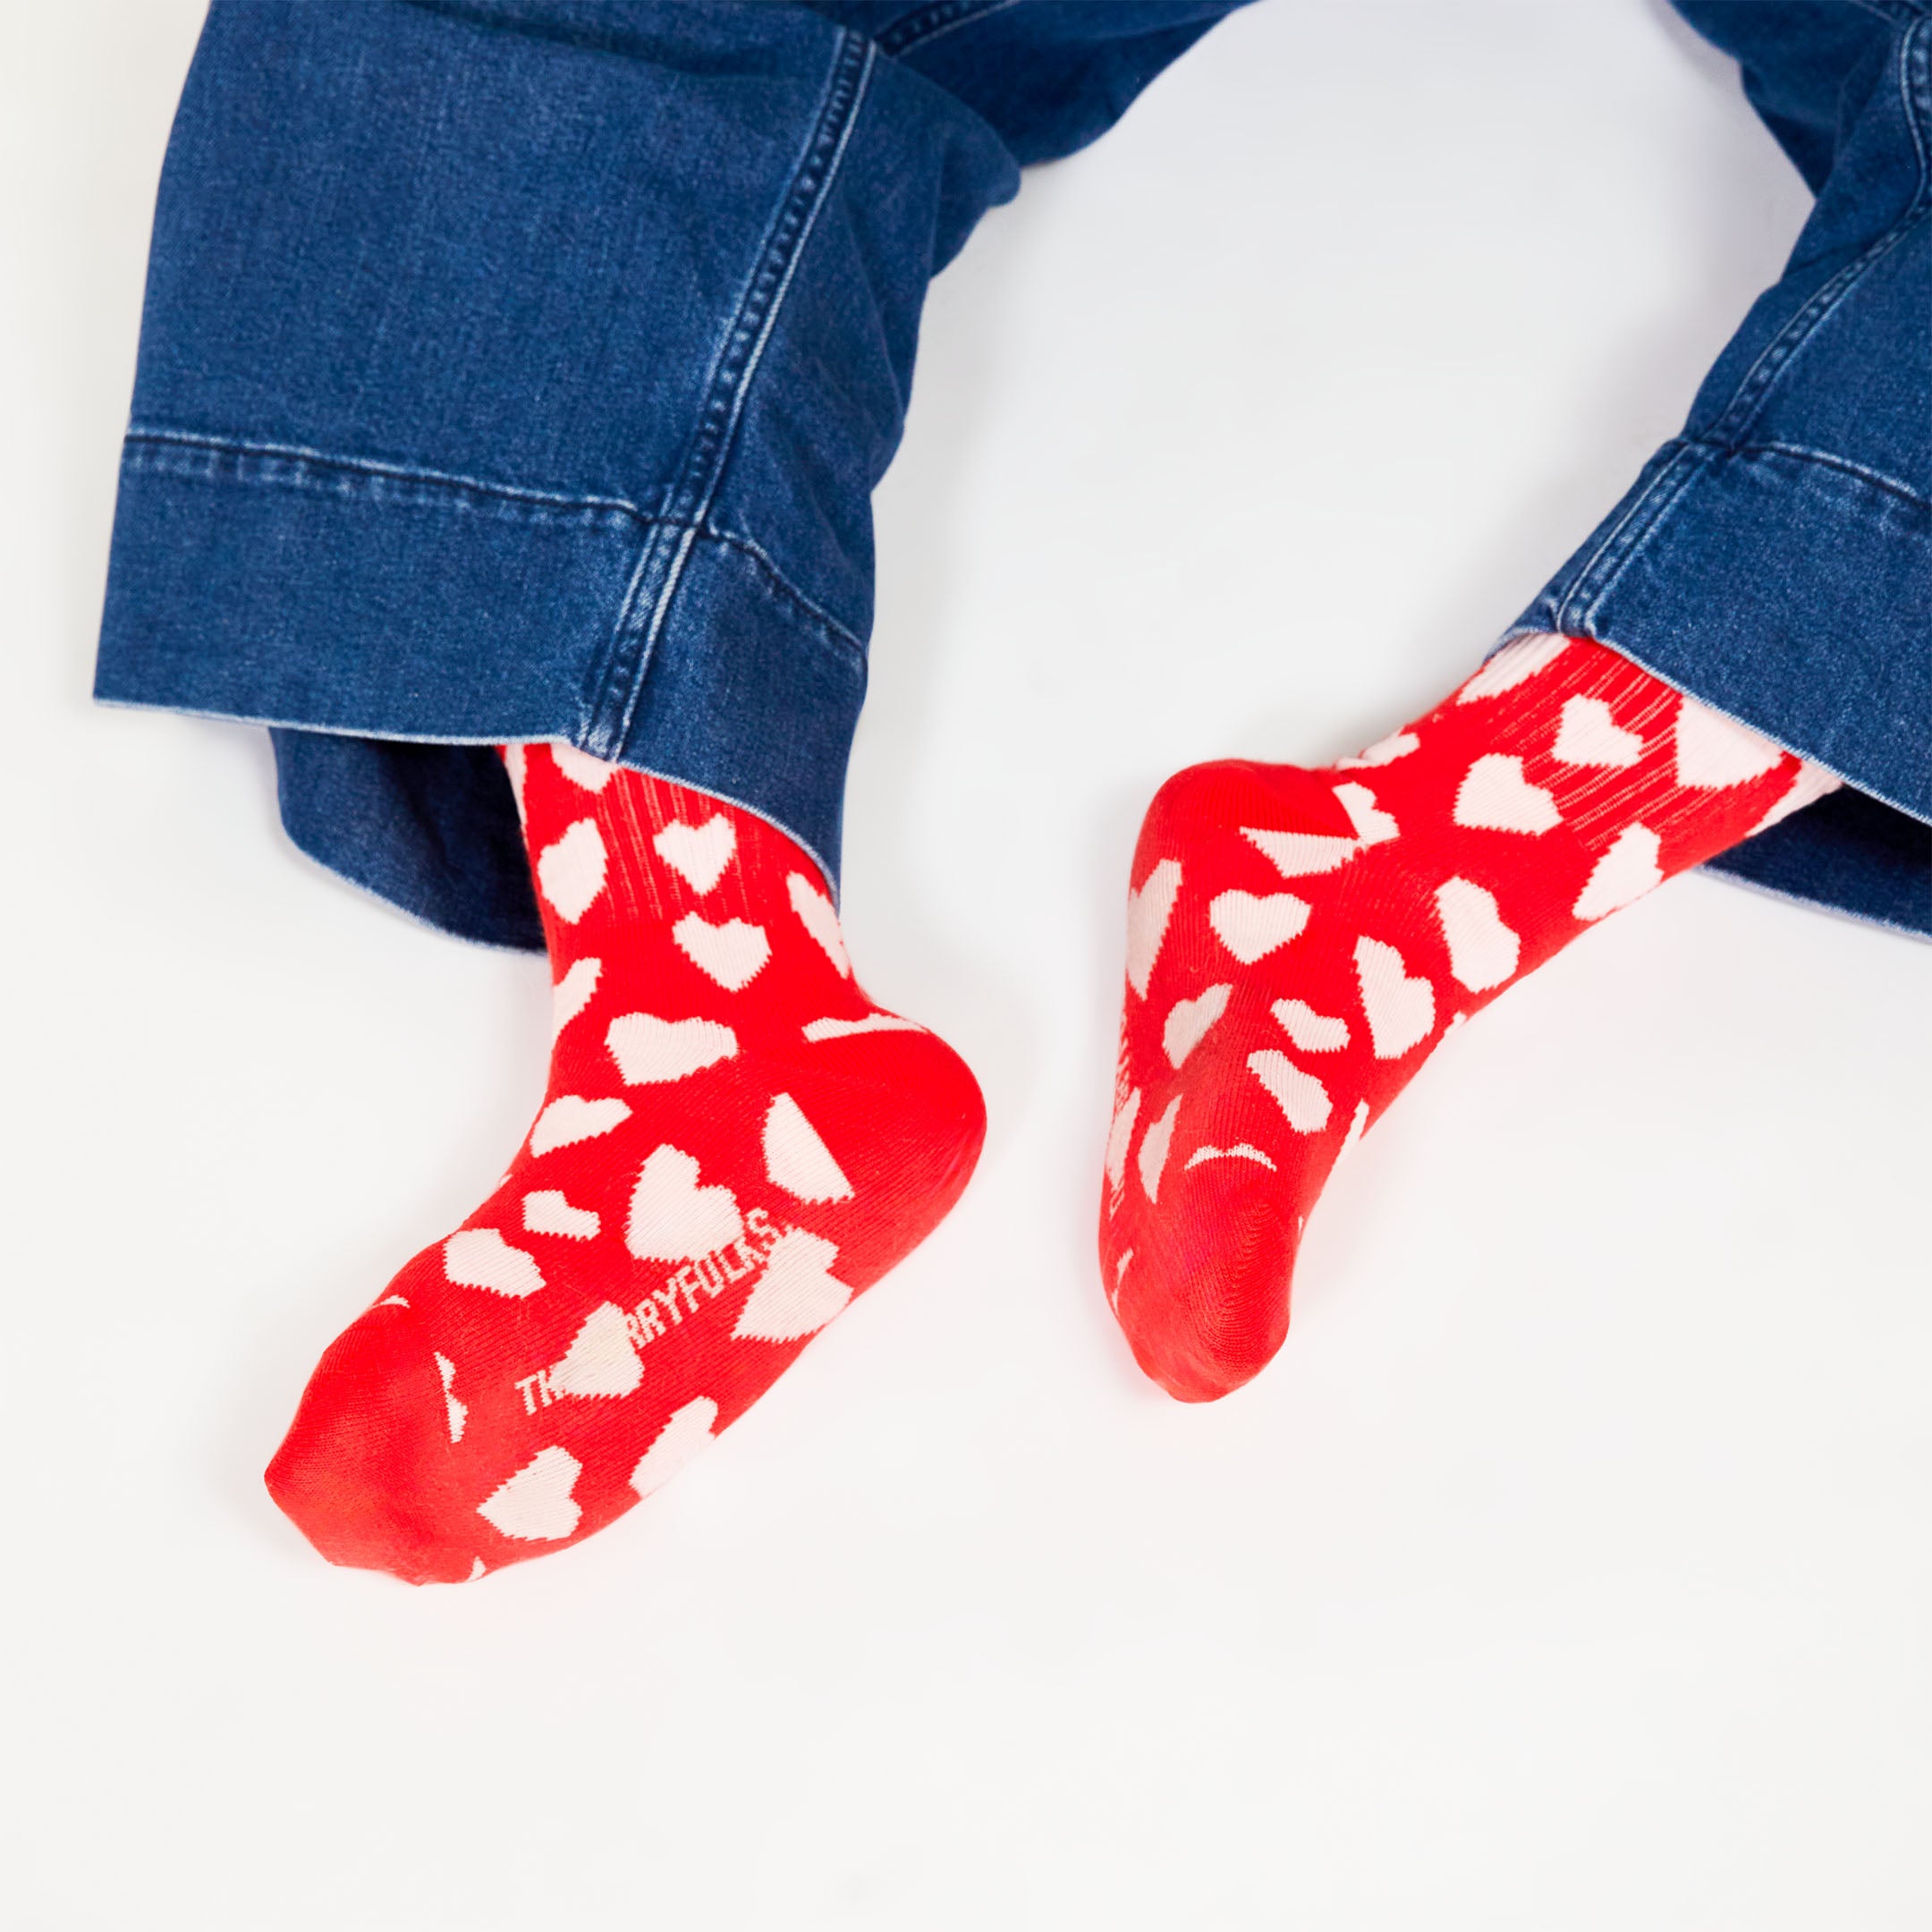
[802,1013,923,1041]
[764,1092,854,1202]
[787,872,851,976]
[654,816,736,894]
[629,1396,720,1498]
[1337,730,1419,768]
[674,912,770,991]
[1242,826,1360,877]
[1553,695,1642,767]
[1748,759,1840,835]
[1247,1049,1332,1132]
[445,1227,546,1298]
[551,956,601,1039]
[503,743,528,822]
[434,1352,467,1443]
[478,1445,581,1542]
[1138,1094,1182,1203]
[550,742,619,792]
[1209,890,1310,963]
[1333,782,1400,845]
[530,1094,631,1156]
[537,818,608,922]
[1453,755,1562,834]
[1674,695,1784,788]
[522,1190,599,1241]
[626,1145,742,1261]
[1456,631,1568,702]
[1572,824,1664,920]
[1433,877,1521,991]
[1184,1142,1277,1171]
[1353,936,1436,1058]
[1125,859,1182,997]
[1163,984,1231,1068]
[1338,1097,1370,1157]
[605,1011,738,1084]
[733,1228,852,1341]
[1105,1088,1142,1192]
[547,1301,642,1400]
[1272,997,1349,1053]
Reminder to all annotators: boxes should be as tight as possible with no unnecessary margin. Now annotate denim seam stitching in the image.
[1721,439,1930,510]
[1552,14,1931,629]
[116,429,867,662]
[589,30,876,761]
[878,0,1023,58]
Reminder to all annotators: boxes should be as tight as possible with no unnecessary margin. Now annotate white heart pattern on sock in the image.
[434,1352,467,1442]
[1333,783,1400,844]
[654,816,736,894]
[802,1013,923,1041]
[626,1145,743,1261]
[1164,984,1232,1067]
[629,1397,720,1497]
[1209,890,1310,963]
[1247,1050,1332,1132]
[538,818,609,923]
[1353,936,1436,1057]
[1453,754,1562,833]
[1552,695,1642,767]
[1572,824,1664,920]
[551,956,601,1038]
[1125,859,1182,997]
[530,1094,631,1156]
[674,913,770,991]
[1433,877,1521,991]
[1105,1088,1142,1192]
[522,1190,600,1240]
[1674,695,1784,788]
[550,743,618,792]
[1185,1142,1277,1171]
[1337,730,1419,767]
[547,1302,643,1399]
[1271,997,1349,1053]
[1139,1094,1182,1203]
[478,1445,581,1541]
[1242,826,1360,878]
[1455,631,1568,702]
[606,1011,739,1083]
[445,1227,546,1298]
[733,1229,852,1341]
[763,1092,854,1203]
[787,873,851,976]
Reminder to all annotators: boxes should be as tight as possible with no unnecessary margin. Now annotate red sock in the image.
[267,746,984,1581]
[1102,634,1837,1401]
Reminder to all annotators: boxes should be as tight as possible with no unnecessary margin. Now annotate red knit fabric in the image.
[1102,634,1835,1402]
[268,745,984,1582]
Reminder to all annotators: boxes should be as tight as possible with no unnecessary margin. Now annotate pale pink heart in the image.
[530,1094,631,1156]
[1105,1088,1142,1193]
[1125,859,1182,997]
[1138,1094,1182,1203]
[1208,889,1310,963]
[733,1230,852,1341]
[550,956,601,1039]
[674,912,770,990]
[1433,877,1521,991]
[763,1092,854,1203]
[626,1145,742,1261]
[1455,631,1568,702]
[1552,695,1642,767]
[445,1227,545,1298]
[1272,997,1348,1053]
[522,1190,600,1240]
[1572,824,1664,920]
[547,1302,642,1400]
[629,1398,719,1497]
[1246,1050,1332,1132]
[550,743,619,792]
[1163,984,1231,1068]
[478,1445,581,1541]
[1332,782,1399,844]
[435,1352,467,1443]
[1353,936,1435,1057]
[1453,754,1561,834]
[802,1013,923,1041]
[1674,694,1784,788]
[654,816,736,894]
[537,818,608,922]
[1184,1142,1277,1171]
[1337,730,1419,768]
[606,1010,738,1083]
[787,872,851,975]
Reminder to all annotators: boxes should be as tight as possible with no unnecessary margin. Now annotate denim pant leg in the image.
[1513,0,1932,936]
[94,0,1247,948]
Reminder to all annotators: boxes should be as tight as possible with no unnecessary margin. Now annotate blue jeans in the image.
[96,0,1931,945]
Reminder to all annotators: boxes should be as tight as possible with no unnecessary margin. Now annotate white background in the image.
[4,3,1928,1926]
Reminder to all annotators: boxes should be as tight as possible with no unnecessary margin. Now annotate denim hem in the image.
[94,430,868,945]
[1508,436,1932,937]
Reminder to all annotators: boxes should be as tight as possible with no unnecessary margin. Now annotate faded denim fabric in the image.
[97,0,1929,946]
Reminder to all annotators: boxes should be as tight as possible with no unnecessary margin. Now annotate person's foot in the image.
[1101,633,1836,1401]
[267,746,984,1581]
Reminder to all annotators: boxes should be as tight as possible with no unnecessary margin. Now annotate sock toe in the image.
[266,1301,477,1586]
[1113,1185,1295,1402]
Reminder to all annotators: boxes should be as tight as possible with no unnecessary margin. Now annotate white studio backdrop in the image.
[3,3,1928,1927]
